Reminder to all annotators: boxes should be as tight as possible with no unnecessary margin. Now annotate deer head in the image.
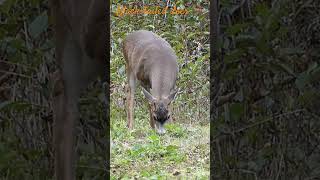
[142,87,178,134]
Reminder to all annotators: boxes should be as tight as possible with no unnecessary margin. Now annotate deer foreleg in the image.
[126,74,136,129]
[53,72,79,180]
[53,35,83,180]
[148,103,155,129]
[52,70,69,179]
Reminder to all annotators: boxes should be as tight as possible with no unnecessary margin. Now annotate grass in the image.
[110,98,209,179]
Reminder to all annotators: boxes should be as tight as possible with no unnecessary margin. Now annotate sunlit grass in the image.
[110,101,209,179]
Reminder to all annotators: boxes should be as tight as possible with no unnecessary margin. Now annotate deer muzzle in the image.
[155,121,166,134]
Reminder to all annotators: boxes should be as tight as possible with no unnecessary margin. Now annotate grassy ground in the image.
[110,95,209,179]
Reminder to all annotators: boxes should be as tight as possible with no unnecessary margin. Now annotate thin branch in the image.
[76,165,107,172]
[234,109,305,133]
[0,60,37,71]
[0,70,32,79]
[230,168,258,180]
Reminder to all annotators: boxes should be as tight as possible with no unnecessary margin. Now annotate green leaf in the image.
[273,62,295,76]
[224,67,239,81]
[28,12,48,39]
[225,49,245,64]
[298,89,316,105]
[247,161,258,171]
[256,32,272,55]
[255,3,270,19]
[307,62,318,74]
[279,47,304,56]
[0,0,16,14]
[310,66,320,83]
[226,23,250,36]
[295,63,320,90]
[230,103,244,121]
[0,101,32,112]
[235,35,256,48]
[166,145,178,153]
[187,32,197,39]
[10,38,26,51]
[148,134,160,142]
[0,101,12,111]
[295,72,309,91]
[145,24,155,31]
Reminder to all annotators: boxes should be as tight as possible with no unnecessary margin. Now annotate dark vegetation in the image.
[0,0,209,179]
[212,0,320,179]
[0,0,107,179]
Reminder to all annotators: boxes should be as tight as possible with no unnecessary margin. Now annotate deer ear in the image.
[167,88,179,102]
[142,87,156,103]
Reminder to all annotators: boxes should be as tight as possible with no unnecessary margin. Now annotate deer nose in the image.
[156,127,166,134]
[155,122,166,134]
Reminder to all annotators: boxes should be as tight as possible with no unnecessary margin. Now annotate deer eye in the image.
[167,115,171,120]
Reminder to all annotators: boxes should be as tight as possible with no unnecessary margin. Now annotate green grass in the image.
[110,102,209,179]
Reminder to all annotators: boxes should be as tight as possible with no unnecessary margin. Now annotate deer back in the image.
[50,0,107,65]
[123,30,178,98]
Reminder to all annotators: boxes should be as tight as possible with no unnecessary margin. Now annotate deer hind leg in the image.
[53,76,79,180]
[52,70,67,179]
[126,73,136,129]
[53,35,83,180]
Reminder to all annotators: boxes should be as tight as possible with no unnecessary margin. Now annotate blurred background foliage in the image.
[212,0,320,179]
[0,0,108,179]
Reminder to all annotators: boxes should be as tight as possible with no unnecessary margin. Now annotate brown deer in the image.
[122,30,179,134]
[49,0,107,179]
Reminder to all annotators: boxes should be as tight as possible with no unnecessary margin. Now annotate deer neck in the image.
[149,60,176,99]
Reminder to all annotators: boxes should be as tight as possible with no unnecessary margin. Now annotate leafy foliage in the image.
[0,0,108,179]
[212,0,320,179]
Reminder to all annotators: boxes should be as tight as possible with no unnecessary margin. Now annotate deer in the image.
[122,30,179,134]
[49,0,107,179]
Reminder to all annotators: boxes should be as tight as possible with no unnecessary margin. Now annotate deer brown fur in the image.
[122,30,178,134]
[49,0,107,179]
